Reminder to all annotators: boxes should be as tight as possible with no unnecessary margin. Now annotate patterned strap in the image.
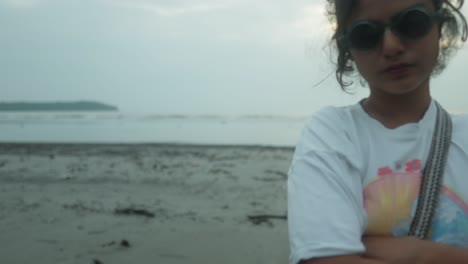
[408,101,453,239]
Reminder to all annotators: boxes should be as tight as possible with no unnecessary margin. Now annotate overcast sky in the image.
[2,0,467,114]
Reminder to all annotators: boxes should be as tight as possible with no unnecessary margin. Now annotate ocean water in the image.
[0,112,308,146]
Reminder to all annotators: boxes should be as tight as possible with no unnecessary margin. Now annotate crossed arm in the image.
[301,236,468,264]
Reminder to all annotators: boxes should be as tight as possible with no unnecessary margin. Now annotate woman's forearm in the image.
[300,255,387,264]
[422,242,468,264]
[299,241,468,264]
[363,236,468,264]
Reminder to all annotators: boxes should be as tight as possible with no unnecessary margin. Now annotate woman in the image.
[287,0,468,263]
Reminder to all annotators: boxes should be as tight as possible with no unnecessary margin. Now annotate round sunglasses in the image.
[340,6,444,51]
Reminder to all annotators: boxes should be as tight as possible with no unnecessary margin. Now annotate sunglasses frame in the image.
[340,6,444,51]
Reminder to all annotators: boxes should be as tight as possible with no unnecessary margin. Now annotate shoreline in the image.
[0,142,296,149]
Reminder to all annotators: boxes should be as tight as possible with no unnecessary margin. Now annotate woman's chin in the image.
[374,76,429,96]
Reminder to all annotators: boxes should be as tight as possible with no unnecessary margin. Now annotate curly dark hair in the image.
[326,0,468,91]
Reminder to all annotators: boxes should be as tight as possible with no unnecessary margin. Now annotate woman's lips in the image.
[384,64,413,77]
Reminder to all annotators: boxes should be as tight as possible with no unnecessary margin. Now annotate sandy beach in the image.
[0,143,292,264]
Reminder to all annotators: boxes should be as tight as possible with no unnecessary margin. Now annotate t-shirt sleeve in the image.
[287,107,367,264]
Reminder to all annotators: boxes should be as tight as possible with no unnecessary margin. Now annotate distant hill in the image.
[0,101,119,112]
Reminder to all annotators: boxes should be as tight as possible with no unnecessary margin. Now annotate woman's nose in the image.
[381,28,404,58]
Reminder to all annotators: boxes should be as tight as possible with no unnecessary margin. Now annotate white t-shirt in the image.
[287,99,468,264]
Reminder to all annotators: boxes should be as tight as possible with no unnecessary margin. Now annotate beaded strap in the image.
[408,101,452,239]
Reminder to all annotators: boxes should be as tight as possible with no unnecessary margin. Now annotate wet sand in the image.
[0,143,292,264]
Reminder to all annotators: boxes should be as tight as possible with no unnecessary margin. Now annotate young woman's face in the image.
[348,0,440,96]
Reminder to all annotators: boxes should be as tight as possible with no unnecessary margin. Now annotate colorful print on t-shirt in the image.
[363,159,468,247]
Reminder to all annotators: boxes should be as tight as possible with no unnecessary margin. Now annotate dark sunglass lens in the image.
[350,23,382,50]
[396,9,432,39]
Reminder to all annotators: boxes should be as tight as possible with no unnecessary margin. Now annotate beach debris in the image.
[101,239,131,248]
[62,202,103,214]
[93,259,103,264]
[247,214,287,226]
[120,239,131,247]
[101,241,116,247]
[114,207,155,218]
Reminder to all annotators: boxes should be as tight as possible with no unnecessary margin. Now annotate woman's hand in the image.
[363,236,431,264]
